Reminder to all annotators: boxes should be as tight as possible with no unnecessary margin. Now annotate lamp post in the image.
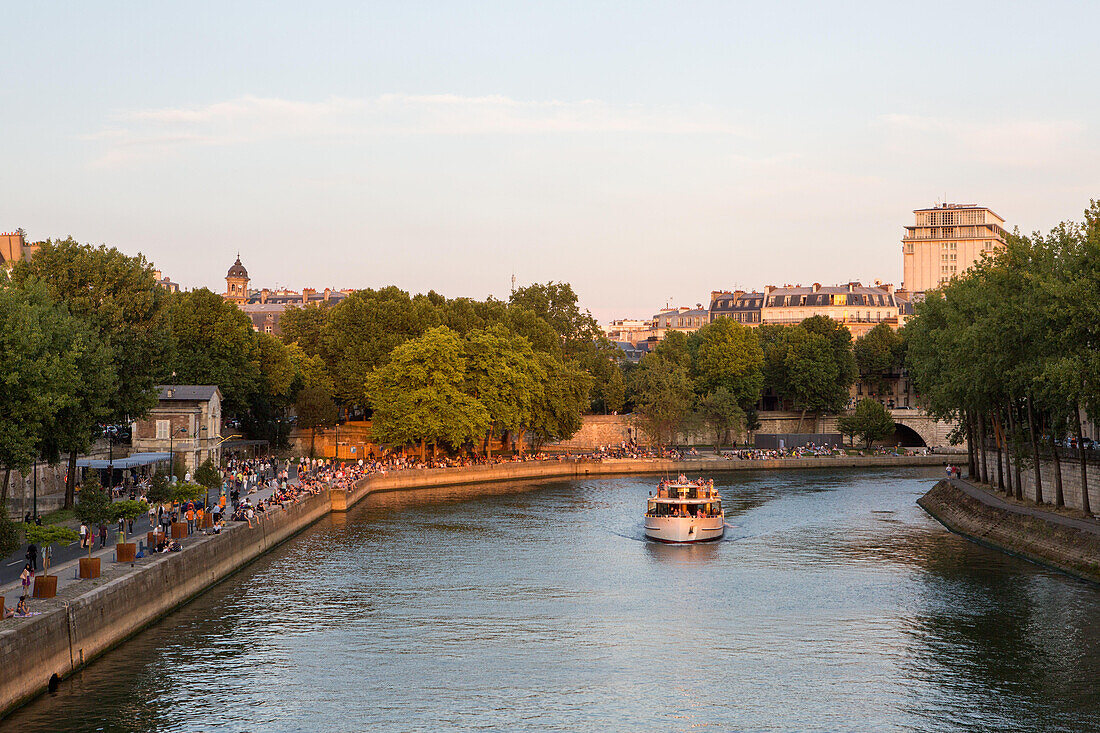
[168,427,187,482]
[106,425,118,494]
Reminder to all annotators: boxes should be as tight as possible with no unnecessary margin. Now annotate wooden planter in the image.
[171,522,188,539]
[201,512,213,528]
[147,531,158,546]
[116,543,137,562]
[32,575,58,598]
[79,557,101,579]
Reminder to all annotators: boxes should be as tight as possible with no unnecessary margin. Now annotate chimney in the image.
[261,288,270,304]
[765,285,776,294]
[324,287,331,302]
[882,283,894,294]
[812,282,821,292]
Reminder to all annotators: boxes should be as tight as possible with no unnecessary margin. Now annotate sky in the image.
[3,1,1098,323]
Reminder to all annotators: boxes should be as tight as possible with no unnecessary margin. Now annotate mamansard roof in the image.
[156,385,221,402]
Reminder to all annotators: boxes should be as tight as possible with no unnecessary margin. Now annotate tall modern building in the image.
[901,203,1006,294]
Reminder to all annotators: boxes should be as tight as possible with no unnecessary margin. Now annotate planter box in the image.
[171,522,188,539]
[79,557,101,579]
[116,543,137,563]
[147,531,158,546]
[32,575,58,598]
[201,513,213,528]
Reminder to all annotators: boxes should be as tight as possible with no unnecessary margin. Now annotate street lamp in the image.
[106,425,118,494]
[168,427,188,482]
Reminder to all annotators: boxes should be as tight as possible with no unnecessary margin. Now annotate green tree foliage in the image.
[836,398,896,448]
[631,355,696,447]
[853,323,905,397]
[171,483,207,505]
[325,287,443,404]
[167,288,261,415]
[697,388,746,452]
[526,354,592,450]
[193,458,222,493]
[463,325,542,454]
[0,281,86,493]
[75,473,114,556]
[10,238,173,423]
[24,524,80,576]
[692,318,765,409]
[296,385,338,457]
[0,505,20,558]
[368,326,490,451]
[146,473,172,506]
[279,302,332,358]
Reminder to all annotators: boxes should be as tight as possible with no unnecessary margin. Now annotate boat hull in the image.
[644,516,725,543]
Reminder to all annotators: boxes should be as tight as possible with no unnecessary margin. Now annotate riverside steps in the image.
[918,478,1100,584]
[0,452,953,718]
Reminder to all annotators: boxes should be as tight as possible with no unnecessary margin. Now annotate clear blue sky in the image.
[3,1,1097,322]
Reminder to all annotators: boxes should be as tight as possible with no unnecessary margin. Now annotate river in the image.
[7,467,1100,732]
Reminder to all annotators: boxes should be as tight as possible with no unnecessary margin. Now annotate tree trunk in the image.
[65,452,77,509]
[1074,401,1091,515]
[965,411,977,479]
[1002,405,1014,497]
[419,440,426,461]
[977,415,989,484]
[993,410,1005,492]
[0,467,9,508]
[309,428,316,459]
[1026,397,1043,504]
[1049,431,1064,508]
[1011,405,1023,499]
[796,408,806,434]
[1005,402,1020,499]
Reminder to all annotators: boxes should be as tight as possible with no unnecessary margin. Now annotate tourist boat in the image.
[644,475,724,543]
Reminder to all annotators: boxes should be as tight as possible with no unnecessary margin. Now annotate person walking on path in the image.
[20,564,33,596]
[99,524,108,549]
[185,506,195,534]
[79,523,88,550]
[25,543,37,572]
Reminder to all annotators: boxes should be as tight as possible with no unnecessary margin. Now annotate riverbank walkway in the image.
[949,477,1100,536]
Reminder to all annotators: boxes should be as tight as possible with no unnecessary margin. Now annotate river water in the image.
[8,467,1100,732]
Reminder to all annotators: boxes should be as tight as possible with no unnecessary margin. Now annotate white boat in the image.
[644,475,725,543]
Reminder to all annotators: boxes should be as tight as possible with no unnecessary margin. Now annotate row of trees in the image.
[281,282,622,454]
[0,239,326,510]
[626,315,898,448]
[906,201,1100,512]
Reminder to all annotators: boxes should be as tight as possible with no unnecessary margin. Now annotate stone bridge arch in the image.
[890,411,956,448]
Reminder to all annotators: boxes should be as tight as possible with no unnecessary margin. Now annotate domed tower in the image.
[225,255,250,305]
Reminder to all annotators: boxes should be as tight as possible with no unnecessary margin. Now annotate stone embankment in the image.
[0,453,953,718]
[918,479,1100,584]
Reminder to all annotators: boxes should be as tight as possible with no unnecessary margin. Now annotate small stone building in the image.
[132,385,223,471]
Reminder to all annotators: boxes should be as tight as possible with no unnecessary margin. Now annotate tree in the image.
[324,287,443,405]
[146,473,173,507]
[193,458,222,511]
[692,318,765,409]
[781,326,840,431]
[296,385,337,458]
[24,524,80,577]
[463,325,541,456]
[853,323,904,398]
[166,289,261,416]
[368,327,490,453]
[75,473,114,557]
[631,355,696,447]
[836,399,896,448]
[526,353,591,450]
[0,280,86,504]
[279,302,332,358]
[11,239,174,504]
[0,505,20,559]
[697,388,746,453]
[112,500,149,541]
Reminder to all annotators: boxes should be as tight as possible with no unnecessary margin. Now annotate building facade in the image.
[902,203,1006,294]
[222,256,352,336]
[0,230,39,267]
[708,290,764,325]
[131,385,223,471]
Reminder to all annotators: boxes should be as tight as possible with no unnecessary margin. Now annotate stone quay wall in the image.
[918,480,1100,584]
[978,448,1100,514]
[0,453,952,718]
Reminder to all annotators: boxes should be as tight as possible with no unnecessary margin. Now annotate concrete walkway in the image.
[950,477,1100,536]
[1,462,297,604]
